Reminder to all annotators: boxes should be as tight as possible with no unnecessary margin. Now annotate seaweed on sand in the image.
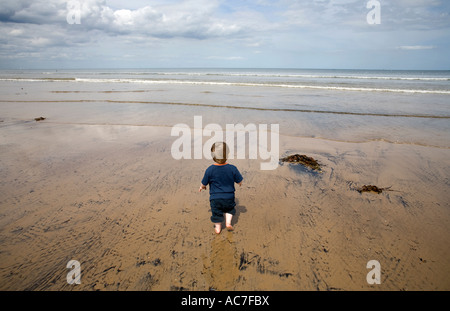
[356,185,391,194]
[280,154,321,171]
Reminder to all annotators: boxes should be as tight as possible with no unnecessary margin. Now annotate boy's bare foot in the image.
[225,213,233,231]
[214,223,221,234]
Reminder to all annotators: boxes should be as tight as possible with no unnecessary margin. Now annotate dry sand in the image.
[0,115,449,291]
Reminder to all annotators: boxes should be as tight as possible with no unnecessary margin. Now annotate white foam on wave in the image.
[2,77,449,94]
[72,78,450,94]
[151,72,450,81]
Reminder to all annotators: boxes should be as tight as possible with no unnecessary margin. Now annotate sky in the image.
[0,0,449,70]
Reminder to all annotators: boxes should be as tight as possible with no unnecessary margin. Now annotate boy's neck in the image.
[213,162,228,166]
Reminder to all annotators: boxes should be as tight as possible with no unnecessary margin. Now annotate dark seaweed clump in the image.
[356,185,388,194]
[280,154,321,171]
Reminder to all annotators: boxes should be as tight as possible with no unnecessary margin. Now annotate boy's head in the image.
[211,142,229,164]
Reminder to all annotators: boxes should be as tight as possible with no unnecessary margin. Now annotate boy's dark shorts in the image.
[210,198,236,223]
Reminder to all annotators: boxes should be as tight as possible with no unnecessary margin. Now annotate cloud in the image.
[0,0,253,67]
[0,0,449,69]
[2,0,448,42]
[0,0,244,39]
[0,0,67,24]
[397,45,436,50]
[206,56,244,60]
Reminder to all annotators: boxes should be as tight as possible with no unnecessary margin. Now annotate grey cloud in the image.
[0,0,244,40]
[0,0,249,67]
[1,0,449,69]
[0,0,66,24]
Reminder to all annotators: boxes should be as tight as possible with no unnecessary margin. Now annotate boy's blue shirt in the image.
[201,163,243,200]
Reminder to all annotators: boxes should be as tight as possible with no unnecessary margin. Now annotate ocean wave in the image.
[74,70,448,81]
[73,78,450,94]
[0,78,76,82]
[2,77,449,94]
[147,72,450,81]
[6,70,450,82]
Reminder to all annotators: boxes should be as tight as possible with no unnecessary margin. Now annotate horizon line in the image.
[1,67,450,71]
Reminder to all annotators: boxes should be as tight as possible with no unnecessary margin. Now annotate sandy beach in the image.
[0,70,450,291]
[1,0,450,296]
[1,108,449,291]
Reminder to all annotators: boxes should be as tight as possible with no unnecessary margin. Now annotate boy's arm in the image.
[235,167,243,187]
[200,169,209,192]
[199,184,207,192]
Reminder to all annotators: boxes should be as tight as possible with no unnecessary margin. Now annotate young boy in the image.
[199,142,243,234]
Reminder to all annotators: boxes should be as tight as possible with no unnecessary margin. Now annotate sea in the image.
[1,68,449,148]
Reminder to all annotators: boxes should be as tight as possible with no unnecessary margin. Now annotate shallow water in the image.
[1,68,449,150]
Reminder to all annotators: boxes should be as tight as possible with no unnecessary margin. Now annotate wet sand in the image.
[1,110,449,291]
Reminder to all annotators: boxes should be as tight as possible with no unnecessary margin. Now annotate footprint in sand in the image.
[202,233,239,290]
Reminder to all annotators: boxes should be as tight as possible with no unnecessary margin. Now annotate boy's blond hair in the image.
[211,142,228,164]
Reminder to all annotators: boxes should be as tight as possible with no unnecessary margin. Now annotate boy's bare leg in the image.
[214,223,221,234]
[225,213,233,231]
